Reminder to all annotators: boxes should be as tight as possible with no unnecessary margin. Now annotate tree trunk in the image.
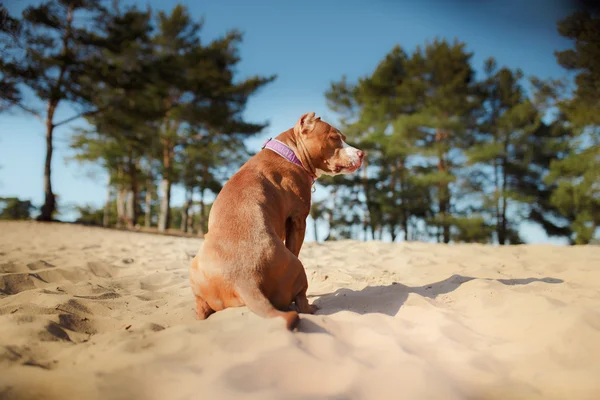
[389,158,407,242]
[436,127,451,244]
[313,216,319,243]
[437,173,451,244]
[116,187,126,228]
[187,206,194,233]
[390,224,397,242]
[125,189,135,229]
[145,177,152,228]
[402,214,409,241]
[326,187,338,241]
[180,189,192,233]
[39,104,57,221]
[360,154,378,241]
[103,176,111,227]
[500,156,508,244]
[126,154,138,228]
[197,188,206,238]
[38,4,75,221]
[361,156,370,242]
[399,160,409,241]
[438,190,450,244]
[180,205,188,232]
[158,139,174,232]
[158,178,171,232]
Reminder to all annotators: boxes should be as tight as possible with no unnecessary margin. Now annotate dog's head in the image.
[294,112,364,177]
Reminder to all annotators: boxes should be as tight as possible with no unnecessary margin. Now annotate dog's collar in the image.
[262,138,316,187]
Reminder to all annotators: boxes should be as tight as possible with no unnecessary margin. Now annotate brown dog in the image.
[189,112,364,329]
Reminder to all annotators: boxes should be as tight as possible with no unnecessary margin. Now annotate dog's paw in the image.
[302,303,319,314]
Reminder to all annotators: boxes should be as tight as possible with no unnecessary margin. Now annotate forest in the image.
[1,1,598,245]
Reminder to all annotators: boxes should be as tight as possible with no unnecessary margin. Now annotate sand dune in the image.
[1,221,599,400]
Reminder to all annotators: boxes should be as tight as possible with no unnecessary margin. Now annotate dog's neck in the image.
[273,129,318,181]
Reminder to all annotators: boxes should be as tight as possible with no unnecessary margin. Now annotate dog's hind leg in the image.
[236,284,299,330]
[195,294,215,320]
[289,257,318,315]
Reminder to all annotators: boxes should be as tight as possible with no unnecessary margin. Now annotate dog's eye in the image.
[329,135,342,143]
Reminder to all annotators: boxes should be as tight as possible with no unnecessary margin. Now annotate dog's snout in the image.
[356,150,365,159]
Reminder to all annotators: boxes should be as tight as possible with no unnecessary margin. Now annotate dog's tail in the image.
[236,284,299,330]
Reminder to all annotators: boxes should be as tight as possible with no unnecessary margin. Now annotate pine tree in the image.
[467,58,541,244]
[152,5,275,232]
[0,0,107,221]
[545,10,600,244]
[178,128,249,235]
[0,3,21,111]
[515,114,574,241]
[395,38,477,243]
[327,40,479,243]
[68,4,273,233]
[0,197,35,220]
[70,3,160,229]
[327,45,429,241]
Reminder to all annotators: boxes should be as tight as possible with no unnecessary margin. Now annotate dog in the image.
[189,112,364,329]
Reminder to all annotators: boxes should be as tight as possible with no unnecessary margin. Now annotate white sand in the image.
[1,221,599,400]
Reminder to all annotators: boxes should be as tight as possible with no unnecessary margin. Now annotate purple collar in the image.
[262,138,316,184]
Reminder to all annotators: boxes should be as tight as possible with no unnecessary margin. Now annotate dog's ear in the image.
[296,112,320,134]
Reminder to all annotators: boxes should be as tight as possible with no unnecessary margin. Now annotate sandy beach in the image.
[1,221,599,400]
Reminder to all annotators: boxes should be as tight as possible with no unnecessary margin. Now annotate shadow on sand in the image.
[307,274,564,317]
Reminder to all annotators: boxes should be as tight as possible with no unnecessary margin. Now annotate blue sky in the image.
[0,0,580,243]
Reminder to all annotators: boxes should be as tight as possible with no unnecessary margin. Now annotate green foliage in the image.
[75,205,104,226]
[555,11,600,123]
[545,145,600,244]
[540,10,600,244]
[170,201,212,235]
[0,3,21,111]
[65,3,274,231]
[0,0,111,221]
[327,38,478,243]
[1,0,105,113]
[309,200,326,242]
[0,4,19,35]
[325,28,597,245]
[466,59,542,244]
[451,215,495,244]
[3,3,598,245]
[0,197,36,220]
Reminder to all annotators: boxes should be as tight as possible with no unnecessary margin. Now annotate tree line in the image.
[1,2,598,244]
[1,0,273,235]
[318,10,599,245]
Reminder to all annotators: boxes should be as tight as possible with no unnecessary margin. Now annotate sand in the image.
[1,221,599,400]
